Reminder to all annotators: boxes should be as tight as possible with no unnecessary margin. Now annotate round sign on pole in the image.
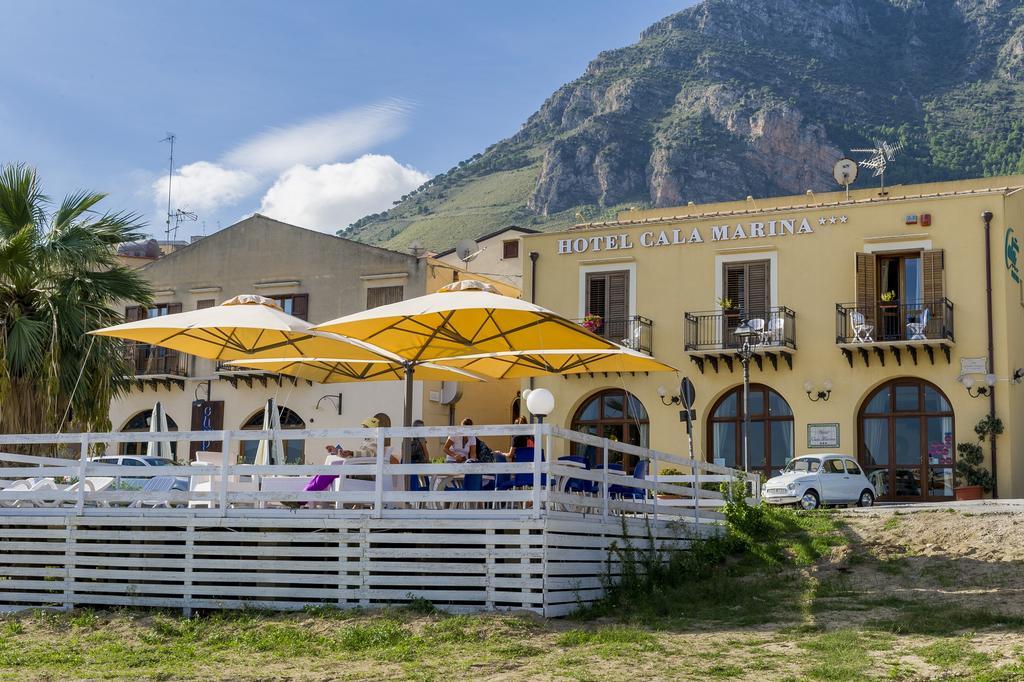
[680,378,695,409]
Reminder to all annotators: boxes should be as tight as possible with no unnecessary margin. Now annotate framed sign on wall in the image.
[807,423,840,449]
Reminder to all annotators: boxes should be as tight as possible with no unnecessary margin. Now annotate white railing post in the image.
[544,428,554,513]
[531,422,543,518]
[373,428,385,518]
[601,442,609,521]
[76,434,88,514]
[693,460,701,525]
[651,451,658,523]
[219,433,231,514]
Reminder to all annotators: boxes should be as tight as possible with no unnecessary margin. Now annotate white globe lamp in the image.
[525,388,555,424]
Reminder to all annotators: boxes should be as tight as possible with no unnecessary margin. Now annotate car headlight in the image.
[787,482,796,491]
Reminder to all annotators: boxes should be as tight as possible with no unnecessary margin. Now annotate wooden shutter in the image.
[922,250,944,304]
[607,272,628,325]
[502,240,519,259]
[196,299,215,310]
[724,264,745,311]
[366,286,403,309]
[125,305,143,322]
[585,273,607,318]
[290,294,309,320]
[167,302,182,315]
[746,261,770,318]
[855,252,877,326]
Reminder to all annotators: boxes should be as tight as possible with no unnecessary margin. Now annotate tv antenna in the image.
[851,140,904,195]
[455,238,482,266]
[159,133,199,242]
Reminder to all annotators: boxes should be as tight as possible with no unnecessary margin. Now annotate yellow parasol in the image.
[312,280,619,361]
[90,294,388,362]
[430,348,677,380]
[223,357,484,384]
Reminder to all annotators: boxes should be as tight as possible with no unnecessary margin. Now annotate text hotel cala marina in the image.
[524,175,1024,502]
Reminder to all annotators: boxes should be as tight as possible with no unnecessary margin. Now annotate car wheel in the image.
[799,490,820,511]
[858,489,875,508]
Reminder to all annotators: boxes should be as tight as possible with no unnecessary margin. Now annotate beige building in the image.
[433,225,537,289]
[524,175,1024,501]
[111,214,518,464]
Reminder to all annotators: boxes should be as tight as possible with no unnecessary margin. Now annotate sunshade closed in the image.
[313,280,618,361]
[90,294,388,362]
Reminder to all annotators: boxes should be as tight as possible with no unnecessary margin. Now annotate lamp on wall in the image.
[1013,368,1024,385]
[658,385,682,406]
[961,374,996,398]
[315,393,342,415]
[804,379,833,402]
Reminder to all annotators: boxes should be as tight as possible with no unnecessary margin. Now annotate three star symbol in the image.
[818,215,848,225]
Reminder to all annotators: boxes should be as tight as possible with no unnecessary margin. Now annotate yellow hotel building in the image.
[523,175,1024,501]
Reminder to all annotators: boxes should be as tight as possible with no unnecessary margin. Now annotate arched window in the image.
[570,389,649,472]
[240,406,305,464]
[707,385,793,478]
[120,410,178,457]
[858,379,954,502]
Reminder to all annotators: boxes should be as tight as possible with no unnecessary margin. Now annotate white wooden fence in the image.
[0,425,756,616]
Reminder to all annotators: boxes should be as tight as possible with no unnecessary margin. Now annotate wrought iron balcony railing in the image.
[835,299,954,344]
[577,316,653,355]
[684,307,796,352]
[124,344,188,377]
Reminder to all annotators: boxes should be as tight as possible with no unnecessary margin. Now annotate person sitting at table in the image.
[443,418,477,462]
[498,415,533,458]
[410,419,429,464]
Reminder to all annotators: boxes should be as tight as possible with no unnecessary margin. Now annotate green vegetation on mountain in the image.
[346,0,1024,251]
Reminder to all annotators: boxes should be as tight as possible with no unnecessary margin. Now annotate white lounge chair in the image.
[765,317,785,346]
[851,311,874,343]
[907,308,929,340]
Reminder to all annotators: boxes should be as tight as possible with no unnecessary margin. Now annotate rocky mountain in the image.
[347,0,1024,251]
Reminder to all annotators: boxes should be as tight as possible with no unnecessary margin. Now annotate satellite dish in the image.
[439,381,462,405]
[455,239,482,264]
[833,158,858,187]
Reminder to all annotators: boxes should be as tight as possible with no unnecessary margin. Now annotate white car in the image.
[763,454,876,510]
[91,455,189,491]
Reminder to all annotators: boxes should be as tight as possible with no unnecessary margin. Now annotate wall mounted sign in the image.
[959,357,989,376]
[556,214,850,255]
[1006,228,1021,284]
[807,423,840,449]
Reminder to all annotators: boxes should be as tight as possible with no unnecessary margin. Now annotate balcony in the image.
[124,344,188,389]
[835,299,954,367]
[683,307,796,373]
[215,362,306,388]
[578,315,653,355]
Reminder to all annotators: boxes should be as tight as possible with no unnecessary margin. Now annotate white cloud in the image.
[151,161,257,214]
[223,100,412,174]
[148,99,416,223]
[257,154,428,233]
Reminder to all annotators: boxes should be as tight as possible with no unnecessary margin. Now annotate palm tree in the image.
[0,163,152,441]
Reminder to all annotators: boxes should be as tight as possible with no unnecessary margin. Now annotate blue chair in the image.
[408,474,429,492]
[559,455,597,495]
[608,459,648,500]
[492,453,511,491]
[497,447,546,490]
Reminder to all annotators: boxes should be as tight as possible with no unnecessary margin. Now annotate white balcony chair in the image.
[907,308,930,340]
[621,324,641,351]
[765,317,785,346]
[745,318,766,346]
[851,311,874,343]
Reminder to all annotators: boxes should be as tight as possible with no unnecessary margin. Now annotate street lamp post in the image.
[734,321,758,473]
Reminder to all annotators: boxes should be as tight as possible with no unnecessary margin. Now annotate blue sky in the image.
[0,1,693,240]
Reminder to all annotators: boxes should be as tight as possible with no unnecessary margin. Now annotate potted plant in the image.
[581,313,603,333]
[880,290,896,303]
[954,415,1002,500]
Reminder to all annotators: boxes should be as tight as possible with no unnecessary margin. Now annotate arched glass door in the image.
[240,407,306,464]
[571,389,649,472]
[707,385,794,478]
[858,379,954,502]
[120,410,178,457]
